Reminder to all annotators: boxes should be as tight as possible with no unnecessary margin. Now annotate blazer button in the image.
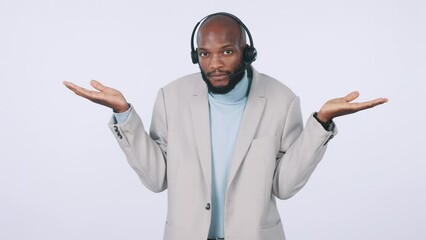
[205,203,211,210]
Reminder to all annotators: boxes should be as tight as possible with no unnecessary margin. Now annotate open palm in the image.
[63,80,129,113]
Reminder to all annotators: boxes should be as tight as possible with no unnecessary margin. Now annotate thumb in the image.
[343,91,360,102]
[90,80,108,92]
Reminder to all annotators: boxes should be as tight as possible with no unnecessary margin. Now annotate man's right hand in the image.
[63,80,129,113]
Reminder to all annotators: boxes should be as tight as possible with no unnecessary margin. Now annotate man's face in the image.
[197,25,244,91]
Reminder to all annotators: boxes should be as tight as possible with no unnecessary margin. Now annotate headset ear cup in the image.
[191,50,199,64]
[244,46,257,64]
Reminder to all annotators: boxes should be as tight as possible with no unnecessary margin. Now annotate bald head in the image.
[196,15,246,49]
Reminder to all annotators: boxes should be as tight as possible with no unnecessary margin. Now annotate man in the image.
[64,12,387,240]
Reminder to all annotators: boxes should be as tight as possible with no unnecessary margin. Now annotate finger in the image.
[367,97,388,107]
[63,80,74,89]
[90,80,108,92]
[63,81,83,93]
[352,97,388,111]
[64,81,102,100]
[342,91,360,102]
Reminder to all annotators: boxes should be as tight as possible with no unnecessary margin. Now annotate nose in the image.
[209,53,224,70]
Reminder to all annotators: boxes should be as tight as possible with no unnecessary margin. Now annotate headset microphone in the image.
[228,61,250,80]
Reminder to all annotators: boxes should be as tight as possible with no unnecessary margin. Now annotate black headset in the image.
[190,12,257,65]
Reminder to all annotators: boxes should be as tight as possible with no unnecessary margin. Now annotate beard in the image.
[200,64,247,94]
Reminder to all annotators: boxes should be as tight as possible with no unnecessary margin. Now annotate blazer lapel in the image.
[190,79,212,196]
[227,69,266,190]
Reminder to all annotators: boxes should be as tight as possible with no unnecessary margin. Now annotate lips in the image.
[207,71,230,81]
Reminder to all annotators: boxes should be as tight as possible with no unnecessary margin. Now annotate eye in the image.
[199,51,209,57]
[223,49,233,55]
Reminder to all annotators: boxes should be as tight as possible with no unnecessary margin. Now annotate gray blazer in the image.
[109,68,337,240]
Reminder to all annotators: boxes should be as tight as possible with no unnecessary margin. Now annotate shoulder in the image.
[158,72,205,101]
[252,69,297,101]
[163,72,201,91]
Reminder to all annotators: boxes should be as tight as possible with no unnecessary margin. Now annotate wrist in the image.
[113,103,130,113]
[316,111,332,123]
[314,112,333,130]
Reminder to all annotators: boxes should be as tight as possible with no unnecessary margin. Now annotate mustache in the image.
[206,70,231,77]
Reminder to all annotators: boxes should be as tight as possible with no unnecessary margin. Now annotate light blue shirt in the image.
[208,72,249,238]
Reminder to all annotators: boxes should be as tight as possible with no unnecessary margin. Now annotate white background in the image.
[1,0,425,239]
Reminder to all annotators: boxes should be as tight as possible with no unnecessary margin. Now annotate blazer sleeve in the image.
[108,89,168,193]
[272,96,337,199]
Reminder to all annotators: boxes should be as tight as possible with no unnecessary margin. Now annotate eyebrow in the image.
[198,44,236,51]
[221,44,235,49]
